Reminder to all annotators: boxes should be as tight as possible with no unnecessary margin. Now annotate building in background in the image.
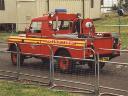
[101,0,128,13]
[0,0,17,31]
[0,0,101,31]
[101,0,118,13]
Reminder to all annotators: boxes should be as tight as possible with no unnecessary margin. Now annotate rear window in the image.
[52,20,72,30]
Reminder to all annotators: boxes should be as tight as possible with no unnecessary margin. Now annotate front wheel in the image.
[11,46,24,66]
[57,50,73,73]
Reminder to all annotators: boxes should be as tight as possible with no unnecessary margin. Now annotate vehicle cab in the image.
[26,9,96,39]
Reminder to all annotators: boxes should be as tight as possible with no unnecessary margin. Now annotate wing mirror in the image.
[25,27,30,32]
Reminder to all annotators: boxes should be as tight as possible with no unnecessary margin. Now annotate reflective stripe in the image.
[8,36,86,47]
[8,39,22,42]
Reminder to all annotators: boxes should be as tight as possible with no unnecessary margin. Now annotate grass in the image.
[0,80,76,96]
[0,32,18,42]
[0,32,11,42]
[94,15,128,33]
[120,32,128,49]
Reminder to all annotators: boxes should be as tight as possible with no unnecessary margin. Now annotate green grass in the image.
[0,80,76,96]
[94,15,128,33]
[120,32,128,49]
[0,32,18,42]
[0,32,11,42]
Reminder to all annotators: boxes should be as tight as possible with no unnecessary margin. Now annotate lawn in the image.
[0,80,76,96]
[94,15,128,33]
[0,32,18,42]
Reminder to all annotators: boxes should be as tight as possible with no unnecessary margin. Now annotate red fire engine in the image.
[8,9,120,72]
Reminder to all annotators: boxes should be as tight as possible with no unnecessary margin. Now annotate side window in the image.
[91,0,94,8]
[0,0,5,10]
[30,22,42,33]
[53,21,72,30]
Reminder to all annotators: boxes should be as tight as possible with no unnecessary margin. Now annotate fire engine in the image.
[8,9,120,72]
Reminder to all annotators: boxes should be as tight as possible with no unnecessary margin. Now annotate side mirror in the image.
[25,27,30,32]
[49,21,52,26]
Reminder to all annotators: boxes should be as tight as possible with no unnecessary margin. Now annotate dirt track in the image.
[0,44,128,96]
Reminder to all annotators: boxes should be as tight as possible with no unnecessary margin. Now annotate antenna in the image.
[118,0,122,35]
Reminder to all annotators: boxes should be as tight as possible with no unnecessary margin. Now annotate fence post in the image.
[94,52,100,96]
[97,53,100,95]
[16,44,21,80]
[49,47,54,86]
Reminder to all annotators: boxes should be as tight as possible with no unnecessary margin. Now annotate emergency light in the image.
[55,8,67,13]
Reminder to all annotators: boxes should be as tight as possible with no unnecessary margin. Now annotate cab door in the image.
[21,21,42,55]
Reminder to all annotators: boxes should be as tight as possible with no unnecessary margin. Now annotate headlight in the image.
[49,21,52,25]
[97,33,103,36]
[85,22,93,28]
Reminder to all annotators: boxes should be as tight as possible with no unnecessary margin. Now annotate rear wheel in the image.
[57,50,73,73]
[11,46,24,66]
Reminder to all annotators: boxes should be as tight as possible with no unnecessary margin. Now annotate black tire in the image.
[11,46,24,66]
[56,50,74,73]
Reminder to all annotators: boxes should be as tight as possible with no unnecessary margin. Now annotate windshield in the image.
[30,22,42,33]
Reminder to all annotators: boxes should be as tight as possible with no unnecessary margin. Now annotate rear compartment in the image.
[93,37,113,55]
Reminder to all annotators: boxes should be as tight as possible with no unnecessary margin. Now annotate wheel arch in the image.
[10,43,24,65]
[54,48,71,56]
[8,43,19,51]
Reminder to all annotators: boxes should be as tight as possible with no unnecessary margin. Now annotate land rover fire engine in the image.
[8,9,120,72]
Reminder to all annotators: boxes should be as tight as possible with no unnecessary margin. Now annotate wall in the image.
[17,0,37,31]
[49,0,101,19]
[84,0,101,19]
[0,0,17,23]
[0,0,101,31]
[49,0,83,17]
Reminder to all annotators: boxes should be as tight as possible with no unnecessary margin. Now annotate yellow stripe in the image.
[24,40,40,43]
[8,39,22,42]
[8,36,86,47]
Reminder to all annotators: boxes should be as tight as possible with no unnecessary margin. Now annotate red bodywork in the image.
[8,11,120,66]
